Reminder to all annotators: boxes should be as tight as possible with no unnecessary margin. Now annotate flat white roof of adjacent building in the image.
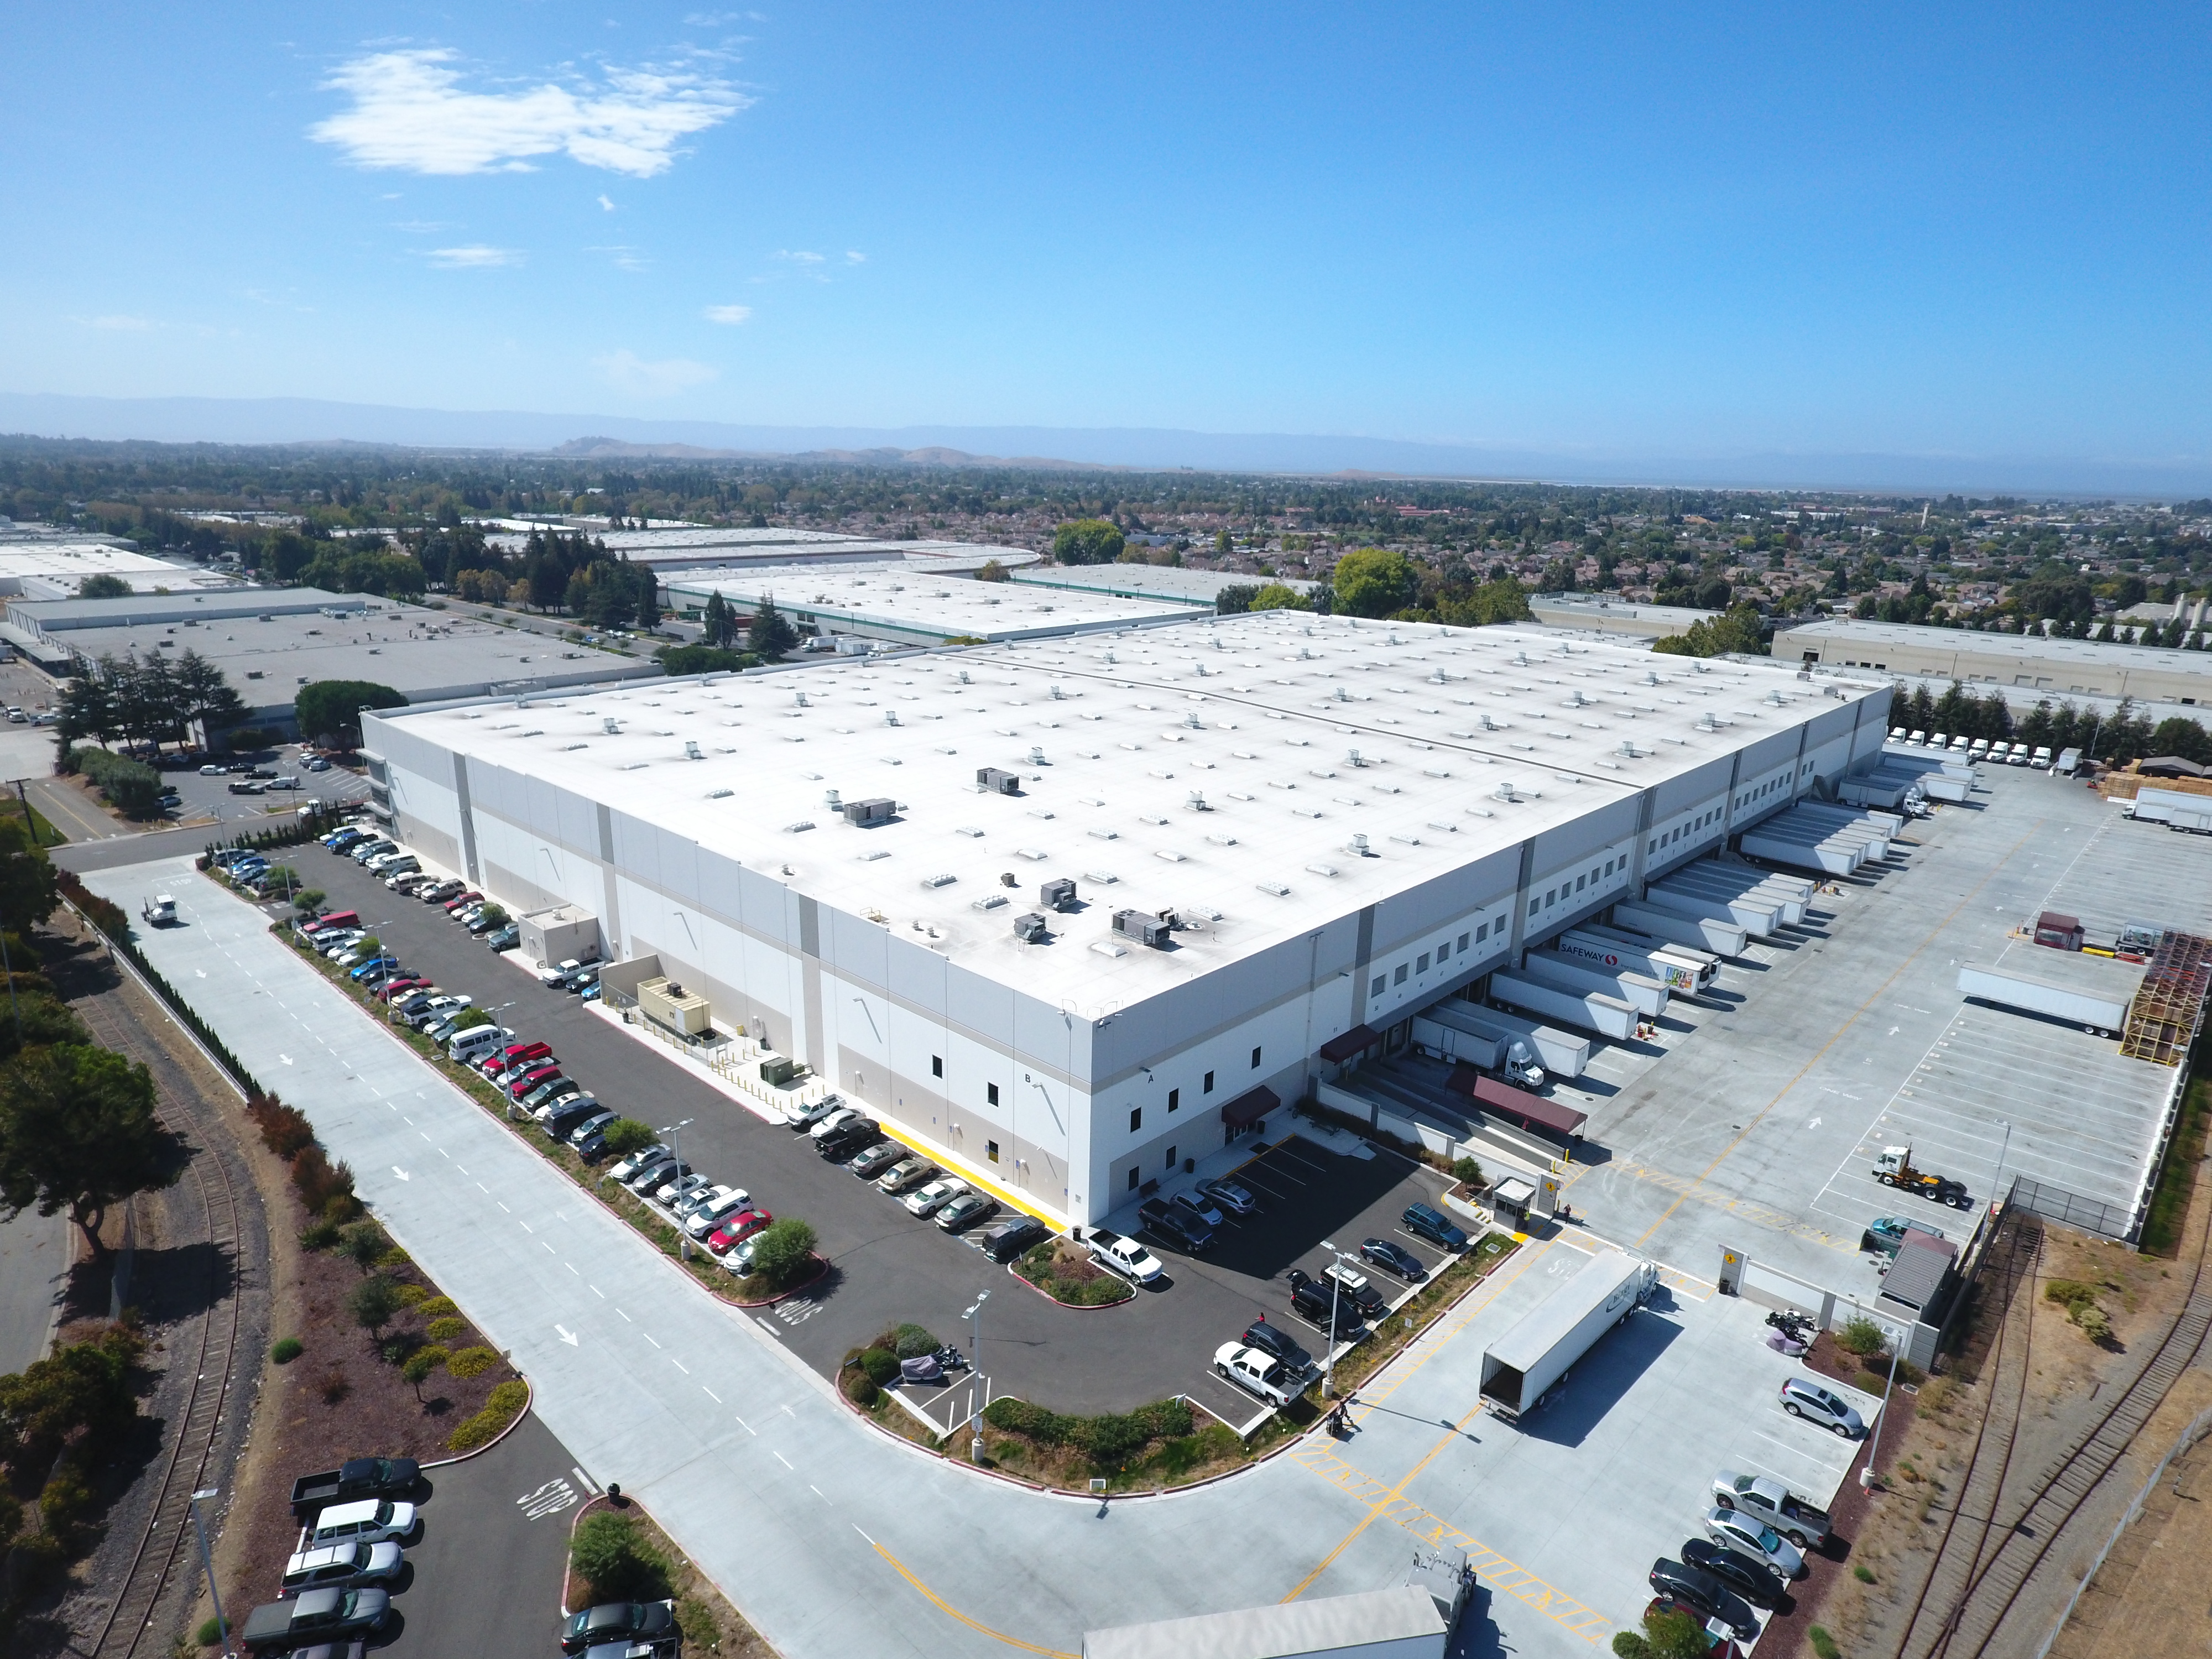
[1775,617,2212,676]
[378,611,1876,1009]
[663,564,1191,641]
[1528,595,1720,637]
[1081,1585,1444,1659]
[484,522,1040,575]
[0,540,240,599]
[1011,564,1318,607]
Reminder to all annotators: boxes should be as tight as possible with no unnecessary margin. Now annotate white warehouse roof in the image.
[374,612,1879,1010]
[662,564,1192,643]
[0,540,241,600]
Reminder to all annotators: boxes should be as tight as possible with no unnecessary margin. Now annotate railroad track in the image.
[1908,1191,2212,1658]
[74,974,251,1659]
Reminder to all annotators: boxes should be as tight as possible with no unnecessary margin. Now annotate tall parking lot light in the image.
[964,1290,990,1463]
[659,1119,695,1255]
[190,1487,232,1658]
[1321,1239,1347,1399]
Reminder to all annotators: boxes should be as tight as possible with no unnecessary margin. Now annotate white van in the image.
[448,1024,515,1062]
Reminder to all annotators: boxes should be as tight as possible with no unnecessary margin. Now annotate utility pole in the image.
[189,1488,233,1657]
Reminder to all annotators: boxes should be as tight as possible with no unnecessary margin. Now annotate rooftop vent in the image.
[825,788,843,811]
[1185,790,1209,812]
[1012,911,1048,943]
[1049,684,1066,700]
[1255,880,1292,897]
[958,670,972,684]
[684,740,702,760]
[920,873,956,889]
[1113,909,1173,949]
[1347,832,1371,857]
[972,893,1008,911]
[1346,748,1365,767]
[843,797,896,826]
[1029,745,1046,765]
[1040,877,1077,910]
[977,766,1021,794]
[603,717,620,734]
[794,692,810,707]
[885,709,901,726]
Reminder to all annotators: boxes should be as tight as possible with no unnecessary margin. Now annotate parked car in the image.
[1286,1269,1364,1334]
[875,1157,935,1196]
[418,879,465,904]
[786,1094,847,1131]
[719,1234,764,1276]
[1171,1188,1226,1227]
[466,909,505,935]
[506,1064,565,1100]
[707,1208,773,1254]
[1647,1558,1759,1641]
[305,1498,419,1550]
[561,1601,677,1657]
[624,1158,688,1196]
[523,1077,584,1115]
[816,1119,882,1161]
[1213,1342,1302,1407]
[1322,1261,1388,1317]
[807,1105,864,1141]
[486,924,521,952]
[655,1172,713,1210]
[1136,1198,1213,1253]
[1196,1176,1260,1215]
[936,1191,998,1232]
[1778,1377,1865,1438]
[1243,1308,1326,1378]
[979,1217,1048,1262]
[845,1142,904,1181]
[482,1041,552,1077]
[538,956,598,988]
[280,1541,405,1598]
[566,964,598,991]
[1703,1507,1805,1579]
[288,1458,421,1519]
[1711,1470,1830,1548]
[1401,1202,1469,1251]
[1083,1227,1166,1286]
[568,1112,621,1157]
[607,1144,669,1185]
[684,1189,759,1238]
[544,1100,605,1141]
[241,1588,392,1652]
[1681,1539,1788,1608]
[1360,1238,1427,1281]
[674,1182,743,1223]
[904,1177,968,1218]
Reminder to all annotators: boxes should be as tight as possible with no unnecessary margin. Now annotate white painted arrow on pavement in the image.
[392,1167,410,1181]
[556,1325,578,1346]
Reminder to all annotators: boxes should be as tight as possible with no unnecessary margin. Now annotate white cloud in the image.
[594,349,718,395]
[79,314,154,331]
[589,244,650,272]
[703,304,752,324]
[845,250,865,264]
[775,249,825,264]
[598,194,617,211]
[310,48,749,178]
[426,244,523,268]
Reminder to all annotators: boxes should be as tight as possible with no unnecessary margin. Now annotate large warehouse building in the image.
[364,612,1888,1226]
[1773,617,2212,707]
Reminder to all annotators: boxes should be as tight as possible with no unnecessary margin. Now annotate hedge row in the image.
[205,799,340,859]
[446,1378,529,1453]
[66,747,164,819]
[981,1396,1194,1465]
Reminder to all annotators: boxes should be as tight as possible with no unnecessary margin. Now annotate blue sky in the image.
[2,3,2206,469]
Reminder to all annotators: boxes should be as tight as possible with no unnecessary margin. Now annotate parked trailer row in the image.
[1418,999,1590,1083]
[1488,970,1640,1041]
[1574,922,1720,988]
[1611,899,1750,959]
[1957,964,2131,1037]
[1553,927,1712,994]
[1479,1247,1659,1423]
[1663,861,1813,927]
[1735,804,1892,877]
[1522,949,1670,1016]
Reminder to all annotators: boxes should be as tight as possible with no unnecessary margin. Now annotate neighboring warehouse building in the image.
[0,539,241,601]
[484,520,1039,578]
[1,588,655,729]
[1527,594,1718,640]
[364,611,1887,1228]
[662,564,1194,646]
[1774,618,2212,706]
[1010,564,1319,609]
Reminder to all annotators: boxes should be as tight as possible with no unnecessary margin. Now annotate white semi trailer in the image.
[1521,949,1670,1017]
[1556,926,1715,993]
[1478,1248,1659,1423]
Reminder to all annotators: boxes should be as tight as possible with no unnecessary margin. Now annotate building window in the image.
[1545,891,1555,909]
[1168,1088,1180,1112]
[1394,963,1408,985]
[1130,1107,1142,1133]
[1164,1145,1176,1168]
[932,1055,943,1078]
[987,1082,1000,1107]
[1458,931,1470,951]
[1129,1166,1141,1192]
[1476,922,1488,942]
[1574,875,1585,893]
[1529,898,1540,917]
[1204,1071,1215,1093]
[1370,974,1385,996]
[986,1139,1000,1163]
[1250,1046,1262,1069]
[1435,940,1449,962]
[1417,952,1431,973]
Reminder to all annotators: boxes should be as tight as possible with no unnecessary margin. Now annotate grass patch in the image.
[1014,1238,1134,1306]
[2141,1074,2210,1257]
[1809,1626,1841,1659]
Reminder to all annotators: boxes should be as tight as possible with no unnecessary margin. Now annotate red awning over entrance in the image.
[1317,1024,1381,1064]
[1222,1085,1279,1128]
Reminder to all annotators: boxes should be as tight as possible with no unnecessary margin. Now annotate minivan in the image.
[448,1025,514,1062]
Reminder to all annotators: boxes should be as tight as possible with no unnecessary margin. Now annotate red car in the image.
[505,1064,564,1099]
[443,891,483,913]
[481,1041,551,1077]
[707,1208,773,1255]
[374,977,431,1001]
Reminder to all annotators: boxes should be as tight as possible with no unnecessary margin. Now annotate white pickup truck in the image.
[1711,1469,1831,1548]
[1081,1227,1165,1286]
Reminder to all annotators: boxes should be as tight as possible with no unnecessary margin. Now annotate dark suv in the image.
[1239,1319,1314,1376]
[980,1218,1048,1263]
[561,1601,677,1657]
[1647,1558,1758,1641]
[1681,1539,1787,1607]
[816,1119,882,1161]
[1401,1202,1469,1251]
[1136,1198,1213,1253]
[1286,1269,1364,1335]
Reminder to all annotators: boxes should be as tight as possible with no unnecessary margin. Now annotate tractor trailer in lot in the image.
[1478,1248,1658,1423]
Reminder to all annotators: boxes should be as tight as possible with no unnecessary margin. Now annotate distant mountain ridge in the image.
[2,390,2206,494]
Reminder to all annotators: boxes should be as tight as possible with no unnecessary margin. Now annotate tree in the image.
[749,1217,817,1287]
[294,681,408,748]
[0,1043,178,1258]
[747,598,799,660]
[1246,583,1311,613]
[658,644,754,676]
[339,1220,390,1275]
[0,1325,144,1474]
[347,1275,403,1341]
[76,574,132,599]
[1215,584,1258,615]
[0,816,59,937]
[1331,548,1418,618]
[701,591,737,647]
[1051,519,1125,566]
[1652,603,1767,658]
[400,1346,448,1402]
[599,1119,656,1159]
[2147,718,2212,766]
[570,1511,674,1601]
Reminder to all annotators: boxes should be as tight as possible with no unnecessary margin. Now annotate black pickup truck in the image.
[289,1457,421,1522]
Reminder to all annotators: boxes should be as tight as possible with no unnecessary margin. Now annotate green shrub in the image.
[338,1220,389,1274]
[300,1218,342,1251]
[859,1348,901,1386]
[485,1379,527,1416]
[570,1511,674,1601]
[1809,1626,1841,1659]
[445,1344,499,1379]
[982,1397,1194,1468]
[394,1284,430,1307]
[893,1323,938,1359]
[1854,1563,1876,1583]
[271,1337,304,1365]
[1452,1156,1485,1187]
[843,1370,879,1406]
[1611,1634,1650,1659]
[347,1275,402,1338]
[599,1118,657,1159]
[375,1246,411,1271]
[425,1316,466,1344]
[293,888,326,913]
[195,1616,231,1647]
[71,747,165,818]
[1838,1314,1887,1356]
[415,1295,457,1319]
[750,1217,817,1288]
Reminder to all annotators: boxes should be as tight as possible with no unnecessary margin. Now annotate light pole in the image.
[659,1119,695,1255]
[964,1290,990,1463]
[189,1486,232,1658]
[1992,1120,2013,1206]
[1859,1339,1904,1491]
[1319,1239,1348,1399]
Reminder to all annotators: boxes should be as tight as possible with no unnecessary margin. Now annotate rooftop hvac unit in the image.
[843,797,896,826]
[1011,911,1048,943]
[977,766,1021,794]
[1113,909,1172,949]
[1040,877,1078,910]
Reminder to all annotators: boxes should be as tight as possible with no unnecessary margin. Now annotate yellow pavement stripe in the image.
[1286,1444,1611,1642]
[1278,1403,1480,1605]
[1630,819,2042,1251]
[869,1120,1062,1226]
[870,1540,1079,1658]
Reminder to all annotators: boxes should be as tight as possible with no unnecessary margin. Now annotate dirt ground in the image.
[1803,1170,2212,1658]
[2048,1389,2212,1657]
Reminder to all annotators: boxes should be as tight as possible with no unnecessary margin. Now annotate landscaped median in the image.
[1011,1236,1135,1307]
[255,891,827,1310]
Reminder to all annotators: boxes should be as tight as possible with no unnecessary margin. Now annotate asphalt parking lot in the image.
[162,744,372,828]
[284,837,1465,1418]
